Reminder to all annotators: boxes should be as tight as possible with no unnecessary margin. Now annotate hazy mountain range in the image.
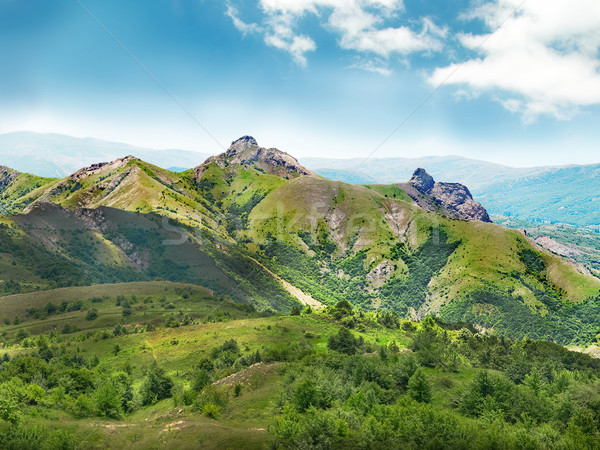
[0,131,210,177]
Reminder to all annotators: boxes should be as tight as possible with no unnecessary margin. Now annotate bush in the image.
[328,328,358,355]
[408,369,431,403]
[202,402,221,419]
[85,308,98,321]
[141,362,173,405]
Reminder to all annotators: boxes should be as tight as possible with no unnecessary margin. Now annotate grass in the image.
[2,154,600,343]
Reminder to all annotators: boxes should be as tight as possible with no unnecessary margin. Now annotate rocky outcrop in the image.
[0,166,19,190]
[534,235,582,258]
[407,168,491,222]
[68,155,136,182]
[194,136,313,181]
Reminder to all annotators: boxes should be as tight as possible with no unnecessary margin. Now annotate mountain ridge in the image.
[0,136,599,344]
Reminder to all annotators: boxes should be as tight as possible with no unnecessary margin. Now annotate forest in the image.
[1,294,599,449]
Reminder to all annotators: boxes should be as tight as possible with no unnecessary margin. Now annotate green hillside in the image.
[1,137,600,345]
[1,295,600,448]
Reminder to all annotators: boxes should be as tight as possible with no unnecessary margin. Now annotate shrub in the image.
[85,308,98,321]
[328,328,358,355]
[141,362,174,405]
[202,402,221,419]
[408,369,432,403]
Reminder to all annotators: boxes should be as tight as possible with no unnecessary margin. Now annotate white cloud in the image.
[226,4,262,36]
[429,0,600,121]
[227,0,445,70]
[347,58,393,76]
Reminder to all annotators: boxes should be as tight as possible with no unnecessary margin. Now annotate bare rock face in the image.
[534,235,582,258]
[0,166,19,189]
[409,168,435,192]
[366,260,394,288]
[68,155,136,182]
[194,136,313,181]
[408,168,491,222]
[225,135,258,157]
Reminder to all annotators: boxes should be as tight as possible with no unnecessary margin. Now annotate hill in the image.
[1,298,600,448]
[301,156,600,228]
[0,136,600,344]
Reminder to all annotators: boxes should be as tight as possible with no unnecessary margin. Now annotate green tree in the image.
[408,368,432,403]
[292,378,318,412]
[328,327,358,355]
[141,362,174,405]
[96,381,123,418]
[193,369,211,391]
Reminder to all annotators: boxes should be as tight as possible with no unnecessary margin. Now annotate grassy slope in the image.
[2,156,600,342]
[1,295,599,448]
[0,172,59,214]
[244,177,600,339]
[0,291,411,448]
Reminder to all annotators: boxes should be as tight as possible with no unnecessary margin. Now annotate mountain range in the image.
[302,156,600,228]
[3,132,600,228]
[0,131,210,177]
[1,135,600,344]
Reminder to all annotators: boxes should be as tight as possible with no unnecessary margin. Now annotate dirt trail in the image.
[249,257,324,309]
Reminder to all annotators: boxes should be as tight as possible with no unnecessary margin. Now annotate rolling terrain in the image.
[1,291,600,448]
[303,156,600,228]
[2,136,600,448]
[1,136,600,344]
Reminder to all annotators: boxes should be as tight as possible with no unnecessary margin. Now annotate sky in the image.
[1,0,600,167]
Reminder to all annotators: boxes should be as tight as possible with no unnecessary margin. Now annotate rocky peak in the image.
[407,169,491,223]
[195,136,313,180]
[226,136,258,157]
[0,165,19,190]
[409,168,435,192]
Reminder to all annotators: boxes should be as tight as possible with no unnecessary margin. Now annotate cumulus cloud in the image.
[428,0,600,122]
[227,0,446,70]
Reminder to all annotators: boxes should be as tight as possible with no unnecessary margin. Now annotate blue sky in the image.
[1,0,600,167]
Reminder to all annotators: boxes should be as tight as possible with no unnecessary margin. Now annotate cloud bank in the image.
[227,0,446,69]
[428,0,600,122]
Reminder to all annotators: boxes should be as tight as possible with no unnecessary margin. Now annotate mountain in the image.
[475,164,600,227]
[0,131,210,177]
[301,155,600,227]
[194,135,313,180]
[1,136,600,344]
[404,168,490,222]
[7,132,600,228]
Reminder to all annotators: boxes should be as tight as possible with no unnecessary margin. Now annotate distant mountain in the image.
[476,164,600,227]
[0,131,210,177]
[302,156,600,227]
[300,155,548,191]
